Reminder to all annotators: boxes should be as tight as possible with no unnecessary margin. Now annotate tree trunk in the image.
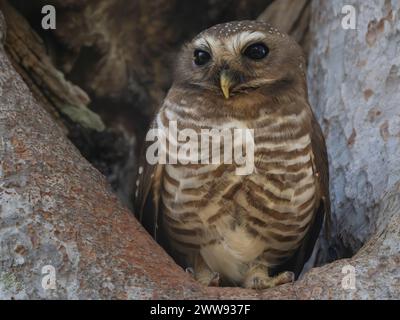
[3,0,274,208]
[308,0,400,263]
[1,0,399,299]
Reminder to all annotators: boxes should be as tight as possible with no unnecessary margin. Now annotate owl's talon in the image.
[244,267,295,290]
[195,271,220,287]
[208,272,220,287]
[274,271,295,286]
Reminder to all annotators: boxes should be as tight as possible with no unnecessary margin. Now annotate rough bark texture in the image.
[0,0,104,132]
[1,0,399,299]
[5,0,274,208]
[308,0,400,260]
[258,0,311,55]
[0,14,199,298]
[9,0,272,130]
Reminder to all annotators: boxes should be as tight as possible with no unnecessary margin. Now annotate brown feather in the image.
[133,120,164,240]
[272,107,330,277]
[133,20,331,287]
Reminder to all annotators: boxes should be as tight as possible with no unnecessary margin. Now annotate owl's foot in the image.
[196,271,220,287]
[243,267,294,290]
[192,255,220,287]
[209,272,220,287]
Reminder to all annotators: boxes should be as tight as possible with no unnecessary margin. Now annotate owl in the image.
[134,20,330,289]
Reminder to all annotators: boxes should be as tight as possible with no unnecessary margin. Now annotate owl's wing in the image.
[273,109,331,278]
[310,112,331,238]
[133,120,165,242]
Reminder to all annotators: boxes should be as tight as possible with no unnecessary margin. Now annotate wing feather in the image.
[133,120,164,241]
[272,107,330,278]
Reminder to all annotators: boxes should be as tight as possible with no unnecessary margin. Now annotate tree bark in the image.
[308,0,400,261]
[0,0,105,133]
[258,0,311,55]
[1,0,399,299]
[3,0,275,208]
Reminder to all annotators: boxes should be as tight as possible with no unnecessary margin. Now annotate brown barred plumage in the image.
[134,20,330,289]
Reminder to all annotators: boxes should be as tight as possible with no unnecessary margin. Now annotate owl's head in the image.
[174,20,306,99]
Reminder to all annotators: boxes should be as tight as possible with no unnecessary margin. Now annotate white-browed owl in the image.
[135,20,330,289]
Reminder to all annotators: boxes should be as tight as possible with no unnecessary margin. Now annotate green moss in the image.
[61,105,106,132]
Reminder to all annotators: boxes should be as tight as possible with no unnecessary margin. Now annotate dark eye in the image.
[194,50,211,66]
[243,43,269,60]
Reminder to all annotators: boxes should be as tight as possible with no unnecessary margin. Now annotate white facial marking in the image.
[194,36,220,52]
[228,31,266,54]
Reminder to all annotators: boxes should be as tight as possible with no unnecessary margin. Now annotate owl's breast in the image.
[157,95,320,282]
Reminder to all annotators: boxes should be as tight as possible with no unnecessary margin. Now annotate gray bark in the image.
[0,12,199,299]
[308,0,400,259]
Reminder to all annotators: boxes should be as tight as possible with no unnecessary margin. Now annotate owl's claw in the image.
[208,272,220,287]
[186,266,220,286]
[197,272,220,287]
[195,271,220,287]
[272,271,295,286]
[278,271,295,284]
[244,268,295,290]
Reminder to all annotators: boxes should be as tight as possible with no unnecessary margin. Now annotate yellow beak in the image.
[220,70,234,99]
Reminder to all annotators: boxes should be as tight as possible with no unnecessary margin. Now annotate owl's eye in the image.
[194,50,211,66]
[243,43,269,60]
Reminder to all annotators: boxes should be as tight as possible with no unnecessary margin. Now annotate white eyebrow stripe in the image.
[228,31,266,53]
[193,36,220,51]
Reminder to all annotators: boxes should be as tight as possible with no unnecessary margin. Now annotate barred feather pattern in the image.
[154,87,321,284]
